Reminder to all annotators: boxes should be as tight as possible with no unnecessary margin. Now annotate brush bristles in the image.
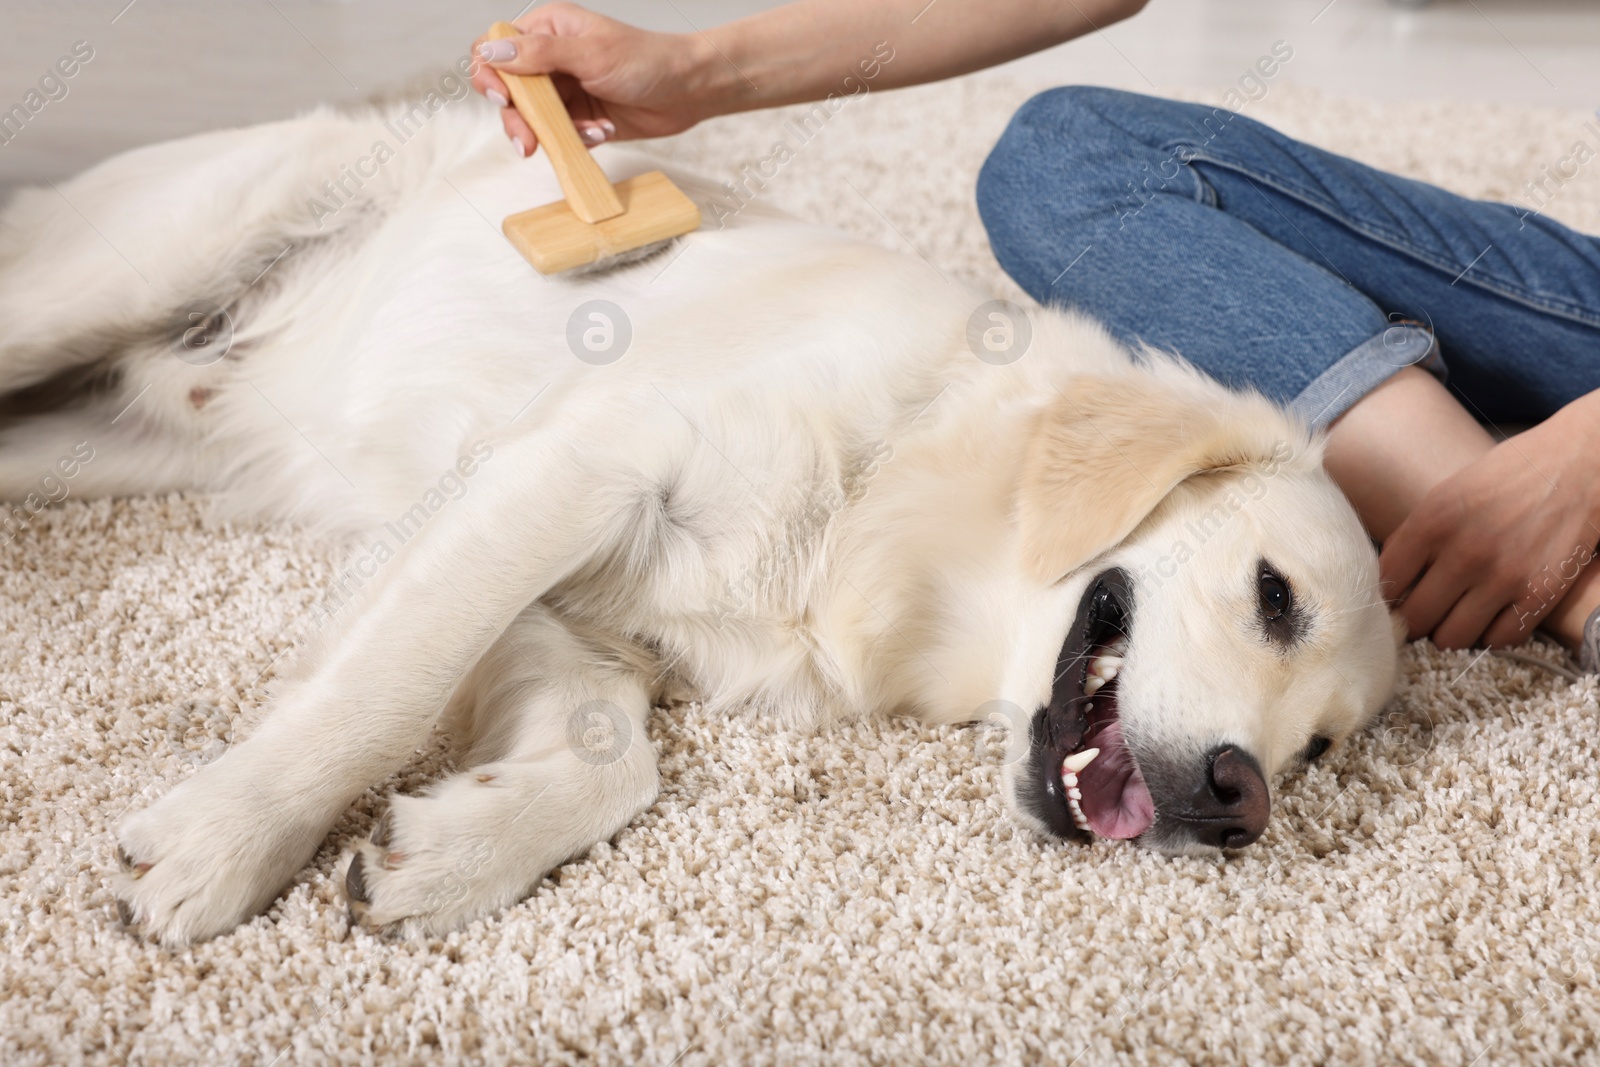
[558,238,678,277]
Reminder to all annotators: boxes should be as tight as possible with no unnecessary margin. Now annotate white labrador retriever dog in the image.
[0,97,1399,946]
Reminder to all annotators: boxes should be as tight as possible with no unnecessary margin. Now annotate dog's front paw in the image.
[114,762,326,947]
[343,806,518,939]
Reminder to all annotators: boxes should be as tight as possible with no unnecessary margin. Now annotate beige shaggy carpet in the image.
[5,76,1600,1066]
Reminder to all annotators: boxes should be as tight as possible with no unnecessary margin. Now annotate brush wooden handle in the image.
[487,21,624,224]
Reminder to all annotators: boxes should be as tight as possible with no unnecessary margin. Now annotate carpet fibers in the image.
[4,78,1600,1066]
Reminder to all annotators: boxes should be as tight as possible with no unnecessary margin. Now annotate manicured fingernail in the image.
[597,119,616,136]
[579,125,607,146]
[477,40,516,62]
[486,89,508,108]
[518,138,531,157]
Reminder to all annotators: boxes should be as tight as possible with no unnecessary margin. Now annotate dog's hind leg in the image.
[0,112,397,396]
[343,606,659,936]
[0,410,200,508]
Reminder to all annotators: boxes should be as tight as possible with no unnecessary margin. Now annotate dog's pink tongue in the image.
[1078,721,1155,839]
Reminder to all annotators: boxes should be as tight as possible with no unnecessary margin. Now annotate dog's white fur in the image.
[0,99,1399,946]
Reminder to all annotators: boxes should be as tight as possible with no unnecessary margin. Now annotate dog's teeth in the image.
[1090,655,1123,680]
[1068,788,1082,800]
[1084,676,1106,695]
[1062,770,1078,787]
[1068,794,1091,831]
[1061,748,1100,774]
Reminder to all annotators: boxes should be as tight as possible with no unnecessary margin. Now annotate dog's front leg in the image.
[114,433,620,946]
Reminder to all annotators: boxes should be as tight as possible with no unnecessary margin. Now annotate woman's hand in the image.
[470,0,1151,158]
[1380,397,1600,650]
[469,4,720,156]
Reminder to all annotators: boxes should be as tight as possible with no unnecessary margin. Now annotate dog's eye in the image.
[1255,562,1304,646]
[1258,572,1291,619]
[1303,736,1332,762]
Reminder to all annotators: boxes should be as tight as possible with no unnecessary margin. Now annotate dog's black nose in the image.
[1171,745,1270,849]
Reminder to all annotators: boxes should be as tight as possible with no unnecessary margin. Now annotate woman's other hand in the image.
[1380,398,1600,650]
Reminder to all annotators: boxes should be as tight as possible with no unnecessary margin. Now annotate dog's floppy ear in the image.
[1018,366,1318,584]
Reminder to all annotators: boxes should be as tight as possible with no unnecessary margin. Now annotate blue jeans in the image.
[977,87,1600,429]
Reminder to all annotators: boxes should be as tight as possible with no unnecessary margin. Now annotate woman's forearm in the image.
[692,0,1149,115]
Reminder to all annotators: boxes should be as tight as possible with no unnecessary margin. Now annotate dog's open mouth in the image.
[1027,568,1157,842]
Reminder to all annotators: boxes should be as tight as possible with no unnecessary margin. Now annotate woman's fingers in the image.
[473,29,618,155]
[468,5,700,146]
[499,107,535,157]
[477,70,509,106]
[1480,547,1595,648]
[1378,515,1433,607]
[496,106,612,154]
[469,37,512,102]
[1430,584,1509,651]
[574,119,615,146]
[471,23,582,99]
[1393,558,1469,643]
[1482,596,1548,649]
[479,31,589,79]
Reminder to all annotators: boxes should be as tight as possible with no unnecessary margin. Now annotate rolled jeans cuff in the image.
[1289,322,1444,431]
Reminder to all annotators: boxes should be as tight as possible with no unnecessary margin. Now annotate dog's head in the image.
[1002,361,1400,853]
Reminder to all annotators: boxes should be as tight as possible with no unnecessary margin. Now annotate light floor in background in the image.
[0,0,1597,195]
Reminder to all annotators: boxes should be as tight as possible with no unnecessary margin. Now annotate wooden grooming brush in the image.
[487,22,701,274]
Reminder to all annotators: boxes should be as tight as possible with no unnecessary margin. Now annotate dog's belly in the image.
[220,134,963,533]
